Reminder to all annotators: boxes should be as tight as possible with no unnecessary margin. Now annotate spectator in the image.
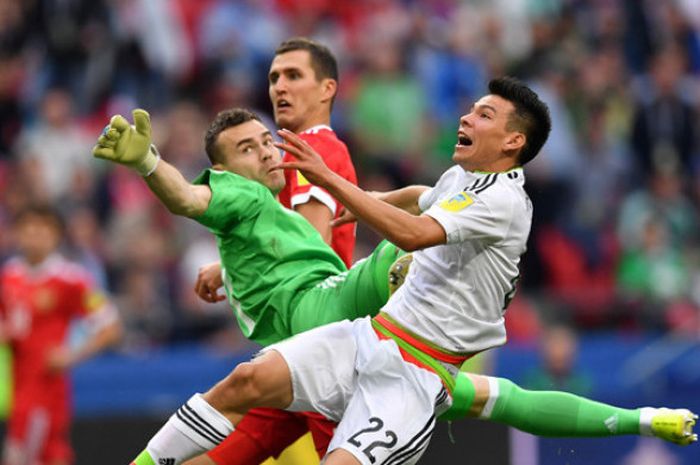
[630,46,697,182]
[617,218,694,331]
[521,324,594,396]
[349,37,429,186]
[14,88,95,203]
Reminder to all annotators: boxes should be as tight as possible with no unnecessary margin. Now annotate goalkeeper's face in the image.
[213,120,286,194]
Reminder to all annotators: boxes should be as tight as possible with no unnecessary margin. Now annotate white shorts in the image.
[264,317,452,465]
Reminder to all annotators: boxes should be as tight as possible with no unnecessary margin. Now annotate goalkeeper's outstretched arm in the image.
[145,159,211,218]
[92,109,211,218]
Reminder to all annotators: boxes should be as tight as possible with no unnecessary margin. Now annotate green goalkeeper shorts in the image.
[289,240,404,335]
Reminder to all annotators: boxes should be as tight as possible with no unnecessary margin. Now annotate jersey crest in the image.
[439,192,473,212]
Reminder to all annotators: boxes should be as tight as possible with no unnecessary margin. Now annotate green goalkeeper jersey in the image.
[193,169,346,345]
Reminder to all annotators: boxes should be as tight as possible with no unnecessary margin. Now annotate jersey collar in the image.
[17,253,64,276]
[463,166,525,187]
[300,124,333,135]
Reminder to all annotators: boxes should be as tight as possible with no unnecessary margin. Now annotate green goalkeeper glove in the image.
[92,109,160,176]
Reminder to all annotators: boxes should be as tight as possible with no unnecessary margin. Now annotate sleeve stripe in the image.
[290,186,338,215]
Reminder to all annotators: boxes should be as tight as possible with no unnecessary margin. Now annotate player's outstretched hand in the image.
[195,262,226,303]
[274,129,334,188]
[92,109,160,176]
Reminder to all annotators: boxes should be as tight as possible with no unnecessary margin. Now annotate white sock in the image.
[639,407,657,436]
[478,376,500,419]
[144,393,234,464]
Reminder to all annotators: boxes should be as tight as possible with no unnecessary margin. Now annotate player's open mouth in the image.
[457,134,473,146]
[277,100,291,109]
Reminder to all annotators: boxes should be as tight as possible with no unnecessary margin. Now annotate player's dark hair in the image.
[488,77,551,165]
[204,108,262,165]
[275,37,339,83]
[14,204,65,235]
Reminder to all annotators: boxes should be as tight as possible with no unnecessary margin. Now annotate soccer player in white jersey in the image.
[125,77,696,465]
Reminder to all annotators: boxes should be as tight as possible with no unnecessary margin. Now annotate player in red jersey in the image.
[0,206,122,465]
[277,124,356,267]
[271,38,356,267]
[189,38,356,465]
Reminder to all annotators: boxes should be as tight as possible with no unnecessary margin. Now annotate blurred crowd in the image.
[1,0,700,351]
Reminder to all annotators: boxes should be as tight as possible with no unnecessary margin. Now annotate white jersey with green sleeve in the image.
[382,165,532,354]
[193,169,346,346]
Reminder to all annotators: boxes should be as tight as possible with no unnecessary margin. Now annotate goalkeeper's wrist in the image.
[135,145,161,177]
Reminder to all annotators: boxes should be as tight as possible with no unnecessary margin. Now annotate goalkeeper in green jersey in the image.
[94,105,696,465]
[94,107,406,346]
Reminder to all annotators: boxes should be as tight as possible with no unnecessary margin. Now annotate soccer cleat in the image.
[388,253,413,295]
[130,450,156,465]
[650,408,698,445]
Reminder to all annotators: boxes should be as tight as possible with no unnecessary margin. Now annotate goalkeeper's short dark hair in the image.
[204,108,262,165]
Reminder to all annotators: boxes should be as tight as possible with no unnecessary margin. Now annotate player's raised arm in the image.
[276,129,444,251]
[92,109,212,218]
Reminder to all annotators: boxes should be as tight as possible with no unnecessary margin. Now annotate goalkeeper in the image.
[93,107,411,345]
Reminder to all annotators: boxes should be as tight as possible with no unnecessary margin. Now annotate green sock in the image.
[132,450,155,465]
[483,377,642,437]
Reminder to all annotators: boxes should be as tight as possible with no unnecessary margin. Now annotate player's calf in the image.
[130,393,234,465]
[452,374,698,447]
[130,352,295,465]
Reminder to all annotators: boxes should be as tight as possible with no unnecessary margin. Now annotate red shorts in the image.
[207,408,336,463]
[5,402,73,465]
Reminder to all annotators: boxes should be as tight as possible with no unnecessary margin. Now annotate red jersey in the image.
[278,125,357,267]
[0,254,107,406]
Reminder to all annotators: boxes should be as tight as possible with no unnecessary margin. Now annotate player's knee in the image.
[230,362,265,402]
[212,362,265,407]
